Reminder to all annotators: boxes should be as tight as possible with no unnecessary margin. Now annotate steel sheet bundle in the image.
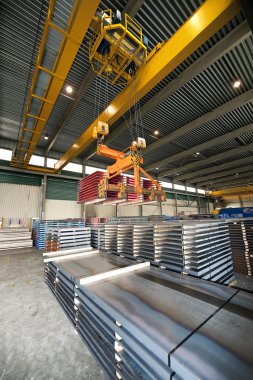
[45,227,91,252]
[181,221,234,284]
[117,224,133,257]
[104,220,234,284]
[133,224,155,260]
[33,219,85,249]
[104,224,118,254]
[90,226,105,250]
[78,171,105,204]
[153,223,184,272]
[228,219,253,276]
[0,228,32,250]
[44,251,253,380]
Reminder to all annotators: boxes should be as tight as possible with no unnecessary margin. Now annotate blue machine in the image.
[219,207,253,218]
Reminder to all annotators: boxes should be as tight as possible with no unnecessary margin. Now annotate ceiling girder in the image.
[145,94,253,171]
[176,156,253,182]
[55,0,241,172]
[83,19,250,162]
[160,141,253,178]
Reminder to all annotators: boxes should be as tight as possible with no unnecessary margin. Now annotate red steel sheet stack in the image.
[106,174,124,203]
[78,171,105,204]
[126,175,142,203]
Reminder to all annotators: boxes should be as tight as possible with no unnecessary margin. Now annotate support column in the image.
[40,174,47,220]
[81,165,85,218]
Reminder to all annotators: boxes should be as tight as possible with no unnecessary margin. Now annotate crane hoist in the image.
[89,9,147,86]
[86,9,166,204]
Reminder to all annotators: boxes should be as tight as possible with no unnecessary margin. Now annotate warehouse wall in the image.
[45,200,82,219]
[223,195,253,208]
[45,177,82,219]
[0,183,40,226]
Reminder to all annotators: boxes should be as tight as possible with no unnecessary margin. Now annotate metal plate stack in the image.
[133,224,155,261]
[153,223,184,271]
[45,252,253,380]
[76,266,252,380]
[228,219,253,276]
[104,224,118,254]
[170,290,253,380]
[182,221,234,284]
[117,224,134,257]
[90,225,105,250]
[34,219,85,249]
[45,227,91,252]
[78,171,105,204]
[0,228,32,250]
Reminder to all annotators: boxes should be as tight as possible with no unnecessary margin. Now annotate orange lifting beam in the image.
[12,0,100,167]
[55,0,241,173]
[96,143,165,202]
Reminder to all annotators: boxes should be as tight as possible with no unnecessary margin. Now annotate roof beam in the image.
[208,174,253,189]
[55,0,241,172]
[176,156,253,182]
[190,163,253,185]
[46,0,144,155]
[123,0,145,18]
[46,69,95,154]
[98,20,251,151]
[199,169,253,186]
[145,90,253,170]
[160,141,253,178]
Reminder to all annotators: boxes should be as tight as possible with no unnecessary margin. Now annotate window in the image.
[186,186,196,193]
[174,184,185,191]
[0,148,12,161]
[85,165,106,174]
[197,189,205,194]
[29,155,44,167]
[161,181,173,189]
[47,158,57,168]
[64,162,82,173]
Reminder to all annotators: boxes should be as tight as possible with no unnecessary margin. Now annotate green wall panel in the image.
[0,170,41,186]
[46,178,78,201]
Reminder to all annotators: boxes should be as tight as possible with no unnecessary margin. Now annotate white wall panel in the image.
[118,206,141,217]
[45,199,82,219]
[0,183,40,226]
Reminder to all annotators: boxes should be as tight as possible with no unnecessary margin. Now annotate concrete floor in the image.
[0,248,107,380]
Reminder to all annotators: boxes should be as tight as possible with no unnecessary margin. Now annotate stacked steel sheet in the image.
[0,228,32,250]
[34,219,85,249]
[45,227,91,252]
[104,224,118,254]
[133,224,156,261]
[228,219,253,276]
[108,216,148,224]
[117,224,134,257]
[45,252,253,380]
[104,220,234,284]
[182,221,234,284]
[78,171,105,204]
[90,226,105,250]
[153,223,184,271]
[124,175,142,203]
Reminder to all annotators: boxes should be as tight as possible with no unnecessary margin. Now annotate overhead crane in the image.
[11,0,242,190]
[208,185,253,198]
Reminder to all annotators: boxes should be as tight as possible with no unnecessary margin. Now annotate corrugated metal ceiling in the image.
[0,0,252,189]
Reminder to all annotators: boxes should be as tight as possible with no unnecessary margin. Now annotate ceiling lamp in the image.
[44,134,49,140]
[66,85,73,94]
[154,130,159,135]
[233,80,241,88]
